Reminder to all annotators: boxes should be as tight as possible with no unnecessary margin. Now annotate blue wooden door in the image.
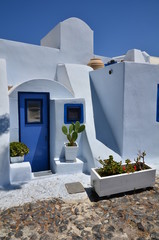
[19,92,49,172]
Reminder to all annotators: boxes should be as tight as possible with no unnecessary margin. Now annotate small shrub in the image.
[10,142,29,157]
[97,155,123,177]
[97,151,149,177]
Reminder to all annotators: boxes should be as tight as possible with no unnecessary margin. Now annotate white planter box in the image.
[10,156,24,163]
[91,166,156,197]
[64,143,78,162]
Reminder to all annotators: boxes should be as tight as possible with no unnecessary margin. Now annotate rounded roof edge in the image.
[61,17,93,32]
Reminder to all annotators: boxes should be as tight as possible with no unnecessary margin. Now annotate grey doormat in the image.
[33,170,52,177]
[65,182,85,194]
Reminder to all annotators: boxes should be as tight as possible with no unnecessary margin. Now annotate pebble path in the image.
[0,178,159,240]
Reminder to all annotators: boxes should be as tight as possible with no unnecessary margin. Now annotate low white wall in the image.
[0,59,10,187]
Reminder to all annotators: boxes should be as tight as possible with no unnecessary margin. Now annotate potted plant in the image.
[91,151,156,197]
[10,142,29,163]
[62,121,85,162]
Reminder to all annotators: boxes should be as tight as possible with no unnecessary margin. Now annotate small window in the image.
[64,104,84,124]
[25,99,42,124]
[157,85,159,122]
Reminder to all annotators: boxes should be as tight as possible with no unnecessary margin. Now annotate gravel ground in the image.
[0,177,159,240]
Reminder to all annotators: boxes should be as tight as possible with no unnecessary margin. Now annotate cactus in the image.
[62,121,85,146]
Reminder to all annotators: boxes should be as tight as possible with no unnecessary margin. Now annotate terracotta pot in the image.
[87,58,104,70]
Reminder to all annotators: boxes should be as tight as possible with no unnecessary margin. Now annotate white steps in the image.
[54,158,84,174]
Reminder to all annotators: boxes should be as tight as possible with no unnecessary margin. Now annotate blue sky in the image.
[0,0,159,57]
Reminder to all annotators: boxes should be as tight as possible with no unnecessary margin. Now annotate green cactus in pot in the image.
[62,121,85,146]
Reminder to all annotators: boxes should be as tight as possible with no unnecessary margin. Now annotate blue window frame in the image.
[25,99,43,124]
[64,104,84,124]
[157,85,159,122]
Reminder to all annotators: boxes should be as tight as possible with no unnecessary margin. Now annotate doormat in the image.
[65,182,85,194]
[33,170,52,177]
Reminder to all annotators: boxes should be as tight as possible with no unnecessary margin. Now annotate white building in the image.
[0,18,159,187]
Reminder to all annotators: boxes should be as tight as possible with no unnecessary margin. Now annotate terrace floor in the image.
[0,173,159,239]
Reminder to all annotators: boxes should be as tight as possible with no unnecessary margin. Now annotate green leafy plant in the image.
[10,142,29,157]
[123,159,136,173]
[97,151,149,177]
[62,121,85,146]
[97,155,123,177]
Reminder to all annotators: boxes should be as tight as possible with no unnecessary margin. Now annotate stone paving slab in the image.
[0,177,159,239]
[65,182,85,194]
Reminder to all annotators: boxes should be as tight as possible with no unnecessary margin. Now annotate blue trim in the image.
[64,103,84,124]
[18,92,21,142]
[157,85,159,122]
[18,92,50,171]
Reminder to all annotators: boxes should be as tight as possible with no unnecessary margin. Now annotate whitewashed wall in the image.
[57,64,121,172]
[123,62,159,162]
[90,61,159,169]
[50,98,85,172]
[41,18,93,65]
[0,59,10,187]
[0,39,59,86]
[0,18,94,87]
[90,63,125,156]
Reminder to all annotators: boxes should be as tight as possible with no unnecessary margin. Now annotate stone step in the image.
[54,158,84,174]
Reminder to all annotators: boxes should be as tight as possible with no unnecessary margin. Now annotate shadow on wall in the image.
[0,114,10,135]
[90,80,120,155]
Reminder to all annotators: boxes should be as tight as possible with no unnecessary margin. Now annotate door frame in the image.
[18,92,50,171]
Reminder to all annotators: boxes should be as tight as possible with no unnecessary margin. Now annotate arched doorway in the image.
[9,79,73,172]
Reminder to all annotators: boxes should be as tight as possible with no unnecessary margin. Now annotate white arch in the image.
[9,78,74,142]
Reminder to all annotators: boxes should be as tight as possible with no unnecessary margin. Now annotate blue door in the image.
[19,92,50,172]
